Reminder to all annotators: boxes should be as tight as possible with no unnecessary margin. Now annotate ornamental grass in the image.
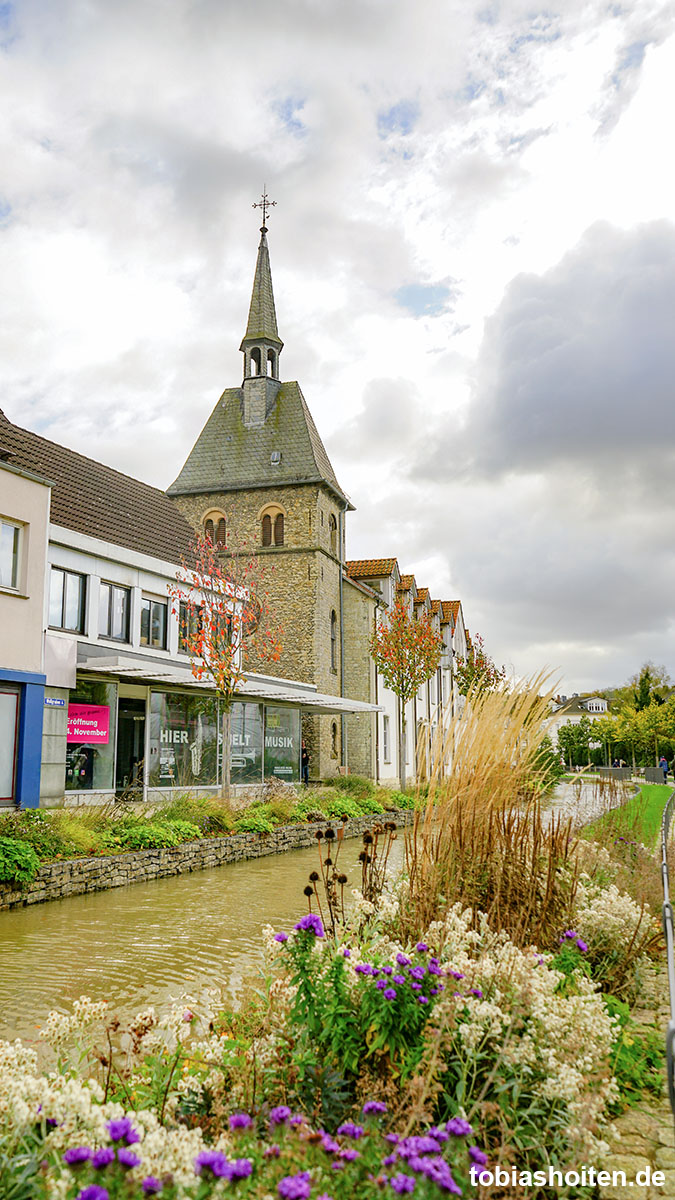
[401,674,581,950]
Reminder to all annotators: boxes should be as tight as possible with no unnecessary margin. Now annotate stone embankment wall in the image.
[0,810,414,912]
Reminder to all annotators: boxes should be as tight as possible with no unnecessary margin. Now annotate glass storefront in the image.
[264,706,300,782]
[230,702,263,785]
[65,679,117,791]
[147,692,219,788]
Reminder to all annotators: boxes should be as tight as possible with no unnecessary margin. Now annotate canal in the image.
[0,833,406,1044]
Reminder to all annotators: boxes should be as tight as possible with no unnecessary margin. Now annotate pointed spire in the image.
[240,226,283,349]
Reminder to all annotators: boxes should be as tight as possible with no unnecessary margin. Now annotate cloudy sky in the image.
[2,0,675,692]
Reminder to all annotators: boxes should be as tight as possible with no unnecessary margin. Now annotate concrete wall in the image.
[0,808,414,911]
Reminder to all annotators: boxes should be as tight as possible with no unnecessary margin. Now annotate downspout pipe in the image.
[339,501,347,772]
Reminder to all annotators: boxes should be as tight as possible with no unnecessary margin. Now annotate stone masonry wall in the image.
[173,484,355,781]
[0,810,414,911]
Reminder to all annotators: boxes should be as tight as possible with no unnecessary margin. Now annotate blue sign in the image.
[44,697,66,707]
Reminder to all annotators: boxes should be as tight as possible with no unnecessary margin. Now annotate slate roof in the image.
[240,228,282,348]
[167,380,352,506]
[345,558,398,579]
[0,409,196,565]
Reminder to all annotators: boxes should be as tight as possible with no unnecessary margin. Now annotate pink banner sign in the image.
[67,704,110,744]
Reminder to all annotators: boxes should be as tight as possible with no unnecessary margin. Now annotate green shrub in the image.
[156,818,201,842]
[330,774,375,799]
[156,795,235,836]
[0,811,73,859]
[0,837,40,887]
[385,789,417,810]
[233,807,275,835]
[101,821,182,851]
[604,995,663,1112]
[320,794,363,819]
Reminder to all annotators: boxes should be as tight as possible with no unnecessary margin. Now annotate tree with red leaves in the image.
[455,632,505,697]
[369,597,443,790]
[168,534,282,797]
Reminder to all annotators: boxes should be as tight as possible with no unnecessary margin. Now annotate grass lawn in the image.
[584,782,672,848]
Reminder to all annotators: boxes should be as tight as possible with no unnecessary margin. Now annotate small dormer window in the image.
[270,450,282,466]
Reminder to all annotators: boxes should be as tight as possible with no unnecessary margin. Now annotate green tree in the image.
[369,598,443,790]
[455,633,506,697]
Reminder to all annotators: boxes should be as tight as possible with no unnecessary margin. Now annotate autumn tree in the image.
[455,632,506,697]
[369,597,444,790]
[168,534,282,797]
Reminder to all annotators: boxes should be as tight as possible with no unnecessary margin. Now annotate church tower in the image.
[167,205,367,780]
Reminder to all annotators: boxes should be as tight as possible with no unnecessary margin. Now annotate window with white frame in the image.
[99,582,131,641]
[140,596,167,649]
[49,567,87,633]
[0,520,20,589]
[383,714,391,763]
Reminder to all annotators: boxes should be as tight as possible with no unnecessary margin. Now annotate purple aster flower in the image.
[290,1114,305,1128]
[76,1188,109,1200]
[278,1170,312,1199]
[445,1117,473,1137]
[142,1180,163,1195]
[448,970,464,980]
[393,975,406,985]
[384,987,397,1000]
[106,1117,140,1145]
[294,913,324,937]
[410,982,422,991]
[91,1148,115,1169]
[396,1135,441,1159]
[376,979,387,990]
[469,988,483,998]
[383,1153,398,1166]
[416,943,429,953]
[535,955,545,966]
[269,1105,292,1126]
[409,966,426,980]
[396,953,411,967]
[363,1100,388,1115]
[229,1112,253,1130]
[331,1160,345,1171]
[381,964,393,975]
[469,1145,488,1166]
[340,1147,360,1161]
[427,1127,448,1143]
[274,932,289,943]
[63,1147,92,1165]
[576,938,588,952]
[317,1195,334,1200]
[117,1147,142,1169]
[417,995,429,1004]
[337,1121,364,1139]
[321,1135,340,1154]
[390,1173,416,1193]
[194,1149,231,1178]
[342,947,351,957]
[230,1159,253,1179]
[384,1133,399,1144]
[355,963,372,975]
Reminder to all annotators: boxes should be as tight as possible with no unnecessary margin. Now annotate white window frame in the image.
[0,519,21,591]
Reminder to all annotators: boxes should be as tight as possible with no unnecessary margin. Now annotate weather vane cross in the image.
[253,188,276,228]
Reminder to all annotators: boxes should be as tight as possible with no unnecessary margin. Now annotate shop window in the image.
[140,596,167,649]
[49,567,87,633]
[0,520,20,589]
[265,707,300,782]
[99,583,130,641]
[148,691,219,788]
[0,687,19,803]
[230,701,264,784]
[330,609,338,671]
[65,678,117,792]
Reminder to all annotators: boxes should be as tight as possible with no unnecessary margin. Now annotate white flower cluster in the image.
[573,880,657,956]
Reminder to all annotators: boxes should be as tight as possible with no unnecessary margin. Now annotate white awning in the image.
[76,654,381,715]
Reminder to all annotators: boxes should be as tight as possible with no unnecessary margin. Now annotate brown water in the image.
[0,835,405,1044]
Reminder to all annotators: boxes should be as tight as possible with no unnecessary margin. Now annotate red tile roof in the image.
[346,558,398,579]
[415,587,430,605]
[398,574,416,591]
[431,599,441,615]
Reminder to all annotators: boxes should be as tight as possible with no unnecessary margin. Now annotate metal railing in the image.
[660,790,675,1127]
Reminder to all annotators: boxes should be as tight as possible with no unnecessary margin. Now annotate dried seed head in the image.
[341,814,348,823]
[303,885,314,897]
[337,874,348,885]
[325,828,336,840]
[363,833,373,845]
[358,851,367,862]
[309,871,319,882]
[324,857,333,867]
[315,830,323,840]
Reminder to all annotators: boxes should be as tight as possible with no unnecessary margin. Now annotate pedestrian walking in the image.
[659,754,669,783]
[301,740,310,786]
